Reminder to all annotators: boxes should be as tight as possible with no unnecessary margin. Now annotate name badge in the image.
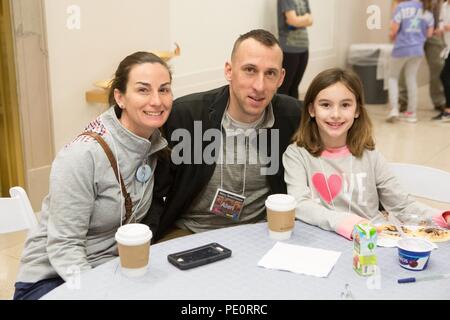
[210,188,245,221]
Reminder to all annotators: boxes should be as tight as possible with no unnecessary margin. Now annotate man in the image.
[146,29,302,241]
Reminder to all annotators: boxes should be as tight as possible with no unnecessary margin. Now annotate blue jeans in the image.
[13,277,65,300]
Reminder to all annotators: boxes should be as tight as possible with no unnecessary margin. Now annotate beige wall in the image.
[44,0,403,150]
[24,0,418,207]
[44,0,171,151]
[169,0,370,98]
[169,0,279,97]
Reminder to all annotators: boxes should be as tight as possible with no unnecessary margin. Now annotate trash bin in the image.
[348,44,389,104]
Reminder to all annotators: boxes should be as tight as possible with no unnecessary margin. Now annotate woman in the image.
[13,51,173,299]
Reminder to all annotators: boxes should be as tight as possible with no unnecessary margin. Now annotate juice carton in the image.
[352,223,377,276]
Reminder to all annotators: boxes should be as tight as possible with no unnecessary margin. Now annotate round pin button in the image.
[136,164,152,183]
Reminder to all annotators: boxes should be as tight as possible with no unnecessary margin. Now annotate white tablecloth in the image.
[42,221,450,300]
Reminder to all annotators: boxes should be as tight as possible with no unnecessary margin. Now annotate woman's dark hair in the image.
[108,51,172,114]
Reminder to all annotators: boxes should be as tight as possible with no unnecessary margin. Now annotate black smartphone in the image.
[167,243,232,270]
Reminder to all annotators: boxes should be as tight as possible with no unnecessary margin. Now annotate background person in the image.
[387,0,435,123]
[392,0,446,119]
[277,0,313,99]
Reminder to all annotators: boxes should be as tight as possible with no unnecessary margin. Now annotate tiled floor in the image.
[1,89,449,300]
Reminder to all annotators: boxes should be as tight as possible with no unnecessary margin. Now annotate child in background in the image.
[283,68,450,239]
[439,0,450,121]
[387,0,435,123]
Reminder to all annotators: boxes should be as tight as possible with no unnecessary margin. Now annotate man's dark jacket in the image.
[144,85,302,241]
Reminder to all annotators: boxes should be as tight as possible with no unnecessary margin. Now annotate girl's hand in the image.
[357,220,383,233]
[440,211,450,227]
[372,224,384,234]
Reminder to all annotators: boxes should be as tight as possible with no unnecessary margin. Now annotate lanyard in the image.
[219,114,247,196]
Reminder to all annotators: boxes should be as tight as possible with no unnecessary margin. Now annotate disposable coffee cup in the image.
[115,223,152,277]
[265,194,296,240]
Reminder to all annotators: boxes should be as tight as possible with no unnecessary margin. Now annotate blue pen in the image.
[398,273,450,284]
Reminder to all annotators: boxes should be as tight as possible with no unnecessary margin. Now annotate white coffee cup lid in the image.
[115,223,152,246]
[265,194,296,211]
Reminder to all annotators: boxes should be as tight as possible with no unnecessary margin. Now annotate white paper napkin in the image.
[257,242,341,278]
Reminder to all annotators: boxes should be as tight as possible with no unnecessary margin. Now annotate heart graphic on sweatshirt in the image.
[312,173,342,204]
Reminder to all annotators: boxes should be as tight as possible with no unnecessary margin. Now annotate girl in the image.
[277,0,313,99]
[387,0,435,123]
[283,68,449,239]
[14,52,173,299]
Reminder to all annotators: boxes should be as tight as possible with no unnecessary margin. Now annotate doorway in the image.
[0,0,25,197]
[1,0,54,209]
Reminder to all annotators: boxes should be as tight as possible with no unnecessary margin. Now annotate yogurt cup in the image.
[397,237,434,271]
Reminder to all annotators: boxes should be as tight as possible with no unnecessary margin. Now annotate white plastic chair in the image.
[389,163,450,204]
[0,187,38,234]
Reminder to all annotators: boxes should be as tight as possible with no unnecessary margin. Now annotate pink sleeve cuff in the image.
[336,215,367,240]
[432,211,450,229]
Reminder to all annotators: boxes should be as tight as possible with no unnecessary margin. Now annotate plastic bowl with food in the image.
[397,237,434,271]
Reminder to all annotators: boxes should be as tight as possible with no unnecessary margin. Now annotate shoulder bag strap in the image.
[79,131,134,224]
